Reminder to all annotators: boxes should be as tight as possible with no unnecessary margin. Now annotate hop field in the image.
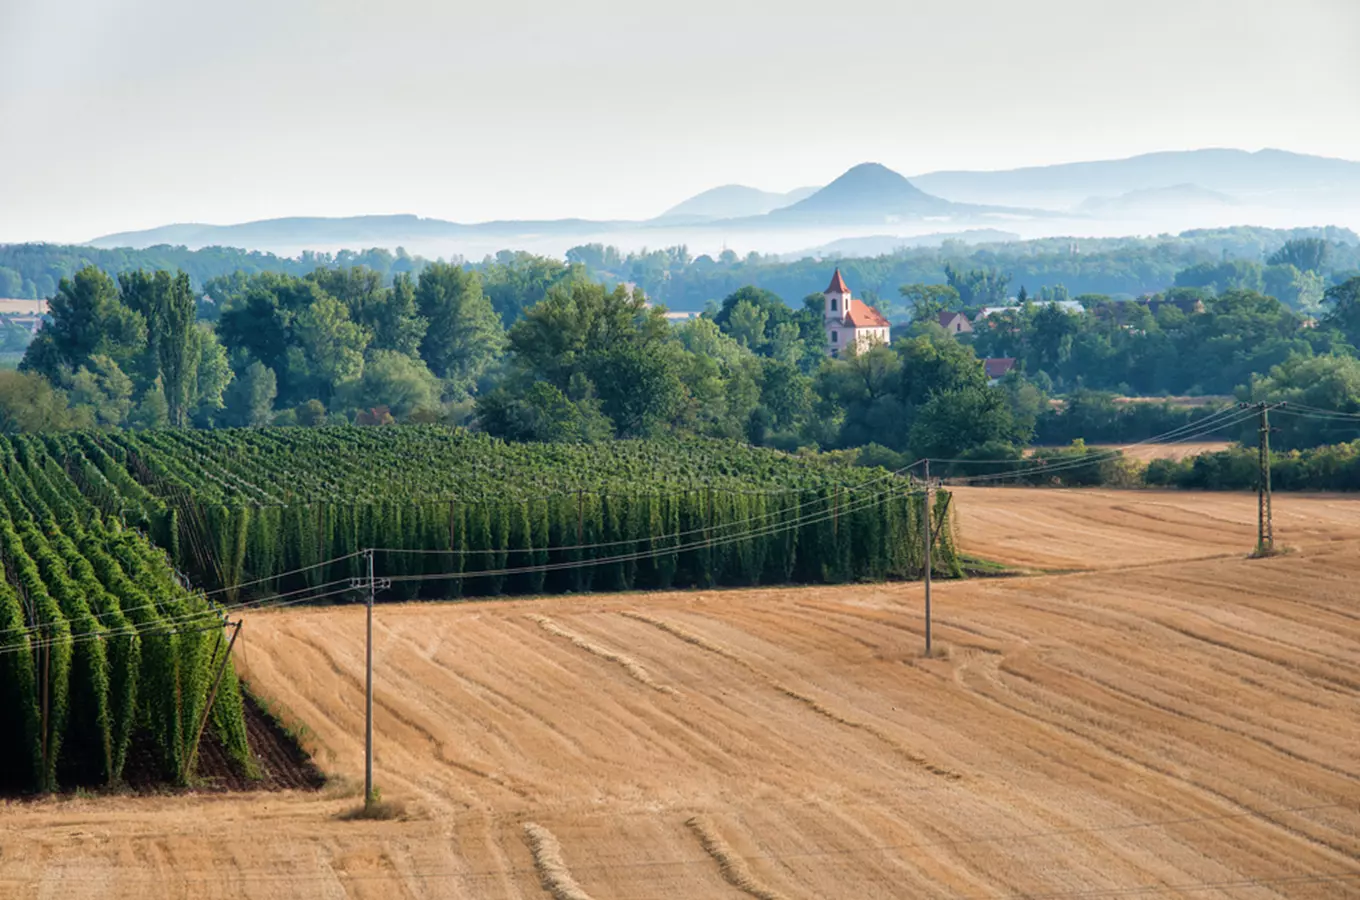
[1,426,954,791]
[55,426,959,600]
[0,435,250,794]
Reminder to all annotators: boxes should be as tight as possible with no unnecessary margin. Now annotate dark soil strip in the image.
[7,691,324,799]
[193,691,326,792]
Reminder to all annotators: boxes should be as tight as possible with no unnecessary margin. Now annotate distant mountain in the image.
[84,149,1360,258]
[1077,183,1238,215]
[912,148,1360,209]
[656,184,819,222]
[767,163,963,222]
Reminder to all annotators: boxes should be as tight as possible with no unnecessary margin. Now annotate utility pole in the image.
[351,549,390,809]
[922,459,932,657]
[1256,402,1277,556]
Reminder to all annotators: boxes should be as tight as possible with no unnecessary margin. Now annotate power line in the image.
[927,405,1251,467]
[375,458,924,558]
[383,482,928,586]
[0,580,360,656]
[944,408,1261,487]
[939,407,1256,480]
[1,477,928,651]
[1,469,928,648]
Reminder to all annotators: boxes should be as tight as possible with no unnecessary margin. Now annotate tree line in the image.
[4,241,1360,471]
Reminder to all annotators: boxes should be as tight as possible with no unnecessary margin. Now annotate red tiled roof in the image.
[983,357,1016,379]
[825,268,849,294]
[846,297,889,328]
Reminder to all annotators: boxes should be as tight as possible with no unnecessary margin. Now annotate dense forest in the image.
[3,228,1360,470]
[4,226,1357,308]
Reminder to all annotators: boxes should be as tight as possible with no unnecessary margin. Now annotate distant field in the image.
[1026,440,1233,461]
[1095,440,1234,461]
[1112,395,1233,407]
[4,488,1358,898]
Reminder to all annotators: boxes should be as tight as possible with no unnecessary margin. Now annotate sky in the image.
[1,0,1358,244]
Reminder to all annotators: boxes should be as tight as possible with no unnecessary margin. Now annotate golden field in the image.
[2,488,1358,899]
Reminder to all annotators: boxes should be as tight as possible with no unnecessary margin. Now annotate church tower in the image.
[824,268,850,324]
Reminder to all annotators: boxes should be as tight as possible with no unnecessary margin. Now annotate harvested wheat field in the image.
[3,489,1359,899]
[1092,441,1235,462]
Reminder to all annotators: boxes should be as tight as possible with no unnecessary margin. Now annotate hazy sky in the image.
[1,0,1357,243]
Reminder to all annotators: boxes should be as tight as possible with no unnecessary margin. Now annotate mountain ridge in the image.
[83,148,1360,255]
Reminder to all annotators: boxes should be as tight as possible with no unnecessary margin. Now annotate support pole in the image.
[365,547,375,808]
[40,628,49,784]
[923,460,932,657]
[1257,403,1274,555]
[183,619,242,783]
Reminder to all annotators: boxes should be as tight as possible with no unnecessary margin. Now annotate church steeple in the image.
[826,268,849,295]
[824,267,850,323]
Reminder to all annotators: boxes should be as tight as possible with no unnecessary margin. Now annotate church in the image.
[822,268,890,357]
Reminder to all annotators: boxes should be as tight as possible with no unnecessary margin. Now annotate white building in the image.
[823,269,890,357]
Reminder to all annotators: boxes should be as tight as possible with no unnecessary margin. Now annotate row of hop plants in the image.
[41,428,961,601]
[0,436,250,793]
[100,427,915,504]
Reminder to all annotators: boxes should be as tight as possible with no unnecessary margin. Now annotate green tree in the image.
[726,299,768,349]
[711,286,824,369]
[128,381,170,430]
[221,362,277,427]
[190,325,233,426]
[588,342,690,438]
[508,281,670,388]
[908,385,1022,460]
[1267,238,1329,273]
[1321,276,1360,347]
[311,268,427,355]
[292,293,369,400]
[899,283,961,323]
[758,358,814,432]
[295,399,327,427]
[478,251,585,325]
[0,371,78,433]
[944,265,1010,305]
[1174,260,1264,294]
[1246,354,1360,450]
[22,267,146,380]
[815,344,907,449]
[68,355,134,427]
[335,350,441,419]
[415,263,505,394]
[476,381,612,442]
[121,270,198,425]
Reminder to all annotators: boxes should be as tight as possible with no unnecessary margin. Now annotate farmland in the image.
[49,428,953,598]
[0,427,951,794]
[3,487,1358,898]
[0,435,250,793]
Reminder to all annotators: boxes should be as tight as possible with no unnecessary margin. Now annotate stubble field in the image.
[2,488,1358,899]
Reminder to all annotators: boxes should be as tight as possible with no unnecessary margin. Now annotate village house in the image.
[938,310,973,335]
[983,357,1016,385]
[823,269,890,357]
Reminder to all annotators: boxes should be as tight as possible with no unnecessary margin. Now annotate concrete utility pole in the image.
[351,550,390,808]
[922,459,932,657]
